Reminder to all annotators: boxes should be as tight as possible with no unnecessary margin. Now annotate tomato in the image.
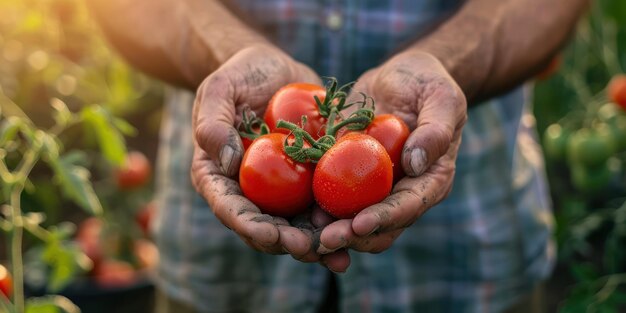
[93,259,137,288]
[570,158,620,194]
[566,127,615,167]
[0,264,12,298]
[313,133,393,219]
[135,201,156,238]
[363,114,409,182]
[543,123,570,161]
[133,239,159,270]
[116,151,152,190]
[338,114,409,181]
[608,74,626,109]
[77,217,104,272]
[241,135,255,151]
[264,83,327,139]
[239,133,315,217]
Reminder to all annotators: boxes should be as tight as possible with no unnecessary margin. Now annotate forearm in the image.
[87,0,269,89]
[411,0,589,103]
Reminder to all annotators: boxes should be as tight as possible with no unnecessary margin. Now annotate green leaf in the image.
[26,295,80,313]
[112,117,137,137]
[41,238,85,292]
[81,105,127,166]
[48,151,103,216]
[571,263,599,282]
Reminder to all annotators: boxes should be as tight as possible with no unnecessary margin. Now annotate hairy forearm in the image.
[412,0,589,103]
[87,0,268,89]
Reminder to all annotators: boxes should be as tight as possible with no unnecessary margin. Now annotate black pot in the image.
[25,275,155,313]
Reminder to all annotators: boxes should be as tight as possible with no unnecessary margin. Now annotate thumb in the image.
[401,84,466,177]
[193,74,244,177]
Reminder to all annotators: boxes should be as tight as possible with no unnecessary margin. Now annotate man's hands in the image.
[315,52,467,272]
[191,46,466,273]
[191,45,322,262]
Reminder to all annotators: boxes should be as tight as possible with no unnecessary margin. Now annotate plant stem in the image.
[7,139,42,313]
[10,187,24,313]
[594,273,626,303]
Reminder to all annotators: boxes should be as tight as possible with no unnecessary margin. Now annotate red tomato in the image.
[239,133,315,217]
[338,114,410,182]
[264,83,327,139]
[93,259,137,288]
[133,239,159,270]
[364,114,409,182]
[242,136,255,150]
[0,264,12,298]
[135,201,156,238]
[313,133,393,219]
[77,217,104,272]
[116,151,152,190]
[608,74,626,109]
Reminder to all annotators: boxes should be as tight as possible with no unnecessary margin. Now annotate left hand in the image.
[315,51,467,272]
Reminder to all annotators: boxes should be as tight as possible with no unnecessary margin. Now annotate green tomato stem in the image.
[237,106,269,141]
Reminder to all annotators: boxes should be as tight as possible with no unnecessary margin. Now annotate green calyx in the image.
[237,106,269,141]
[278,88,376,163]
[314,77,355,118]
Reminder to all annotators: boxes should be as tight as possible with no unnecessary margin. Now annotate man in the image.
[88,0,588,312]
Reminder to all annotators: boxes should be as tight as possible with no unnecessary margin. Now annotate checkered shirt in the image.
[153,1,555,312]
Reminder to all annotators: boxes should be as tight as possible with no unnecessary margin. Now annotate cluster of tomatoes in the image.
[75,151,157,288]
[238,80,409,219]
[543,74,626,193]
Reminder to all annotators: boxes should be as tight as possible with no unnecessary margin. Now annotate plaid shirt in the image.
[153,1,555,312]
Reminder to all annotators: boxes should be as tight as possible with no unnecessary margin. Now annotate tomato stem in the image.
[277,89,376,163]
[238,106,269,141]
[325,93,375,137]
[315,78,354,118]
[276,120,335,163]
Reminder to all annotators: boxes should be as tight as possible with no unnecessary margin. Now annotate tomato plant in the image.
[608,74,626,109]
[313,133,393,219]
[239,133,315,217]
[0,265,13,299]
[115,151,152,190]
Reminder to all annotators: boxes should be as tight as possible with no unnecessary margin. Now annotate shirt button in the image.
[326,11,343,30]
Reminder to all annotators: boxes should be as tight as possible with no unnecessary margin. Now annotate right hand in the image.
[191,45,322,262]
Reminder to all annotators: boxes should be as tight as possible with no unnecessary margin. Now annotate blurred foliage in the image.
[0,0,163,224]
[533,0,626,311]
[0,0,162,311]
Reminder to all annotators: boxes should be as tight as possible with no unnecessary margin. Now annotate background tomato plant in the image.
[534,0,626,311]
[0,0,162,312]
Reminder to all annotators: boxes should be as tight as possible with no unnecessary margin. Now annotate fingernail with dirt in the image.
[404,148,427,176]
[317,243,338,254]
[219,145,235,175]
